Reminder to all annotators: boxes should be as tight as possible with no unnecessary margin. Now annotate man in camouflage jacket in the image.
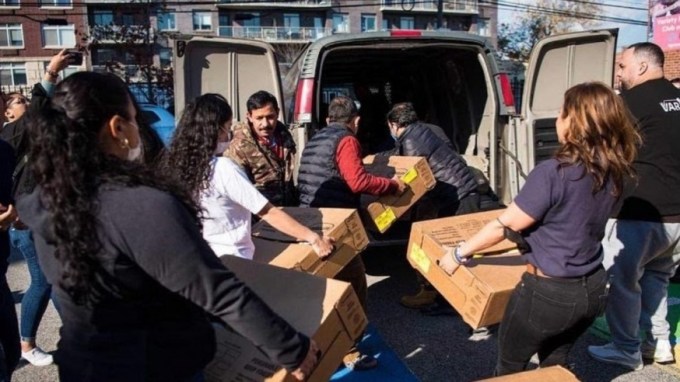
[226,91,297,206]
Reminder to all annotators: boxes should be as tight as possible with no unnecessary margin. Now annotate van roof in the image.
[297,30,494,79]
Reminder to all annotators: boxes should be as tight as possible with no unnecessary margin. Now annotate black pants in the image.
[496,266,608,376]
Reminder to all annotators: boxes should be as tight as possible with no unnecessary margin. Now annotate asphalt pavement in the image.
[7,245,680,381]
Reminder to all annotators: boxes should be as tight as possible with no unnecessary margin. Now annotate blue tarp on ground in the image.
[331,324,418,382]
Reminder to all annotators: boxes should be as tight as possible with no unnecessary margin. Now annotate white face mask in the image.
[127,139,143,162]
[214,141,229,156]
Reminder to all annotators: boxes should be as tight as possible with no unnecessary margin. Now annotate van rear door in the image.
[504,29,618,198]
[173,36,284,121]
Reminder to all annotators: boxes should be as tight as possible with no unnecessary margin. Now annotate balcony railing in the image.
[88,24,154,43]
[381,0,478,13]
[218,26,333,42]
[218,0,331,8]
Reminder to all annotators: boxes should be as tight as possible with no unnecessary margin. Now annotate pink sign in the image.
[654,14,680,50]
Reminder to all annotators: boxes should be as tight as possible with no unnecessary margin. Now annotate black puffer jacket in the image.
[297,123,358,208]
[396,122,477,206]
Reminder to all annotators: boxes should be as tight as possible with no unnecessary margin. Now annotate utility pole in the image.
[437,0,444,29]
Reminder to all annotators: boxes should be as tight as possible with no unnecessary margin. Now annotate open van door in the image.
[173,36,284,122]
[503,29,618,198]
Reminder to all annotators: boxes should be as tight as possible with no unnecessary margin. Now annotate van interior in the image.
[293,43,490,158]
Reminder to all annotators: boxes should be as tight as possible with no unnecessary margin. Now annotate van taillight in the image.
[294,78,314,123]
[390,30,421,37]
[499,73,516,113]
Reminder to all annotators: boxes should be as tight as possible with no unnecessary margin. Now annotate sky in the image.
[497,0,649,50]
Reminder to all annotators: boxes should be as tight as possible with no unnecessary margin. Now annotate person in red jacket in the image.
[298,95,405,371]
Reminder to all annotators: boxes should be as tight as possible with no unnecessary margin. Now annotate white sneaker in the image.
[588,342,643,371]
[641,339,675,364]
[21,347,54,367]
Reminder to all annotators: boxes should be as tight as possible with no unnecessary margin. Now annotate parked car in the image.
[172,29,617,242]
[139,103,175,146]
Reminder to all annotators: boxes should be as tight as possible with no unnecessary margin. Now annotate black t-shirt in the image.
[618,78,680,220]
[17,185,308,381]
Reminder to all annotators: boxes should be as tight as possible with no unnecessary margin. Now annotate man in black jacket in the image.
[386,102,496,217]
[386,102,500,319]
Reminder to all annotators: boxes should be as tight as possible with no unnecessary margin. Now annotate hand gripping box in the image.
[251,207,369,278]
[362,155,436,233]
[407,209,526,328]
[205,255,368,382]
[476,366,579,381]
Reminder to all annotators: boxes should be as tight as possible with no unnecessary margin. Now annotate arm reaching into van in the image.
[336,136,403,195]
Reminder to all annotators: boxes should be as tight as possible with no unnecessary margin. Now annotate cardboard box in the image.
[205,255,367,382]
[407,209,526,328]
[476,366,579,381]
[251,207,369,278]
[362,155,436,233]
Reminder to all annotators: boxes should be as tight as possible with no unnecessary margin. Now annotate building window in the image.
[92,10,114,26]
[241,12,260,27]
[400,16,414,29]
[284,13,300,33]
[0,24,23,48]
[477,18,489,37]
[361,14,376,32]
[0,62,27,86]
[40,0,71,7]
[159,47,172,67]
[218,13,231,36]
[333,13,349,33]
[42,24,76,47]
[157,10,176,31]
[121,13,135,27]
[0,0,20,7]
[193,11,212,31]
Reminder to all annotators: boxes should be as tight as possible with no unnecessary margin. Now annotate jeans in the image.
[601,219,680,352]
[496,267,608,375]
[0,231,20,382]
[9,228,53,342]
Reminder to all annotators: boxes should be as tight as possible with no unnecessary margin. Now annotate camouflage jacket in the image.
[226,120,297,206]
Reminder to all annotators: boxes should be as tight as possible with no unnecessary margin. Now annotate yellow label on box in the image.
[374,208,397,232]
[401,168,418,184]
[409,243,430,273]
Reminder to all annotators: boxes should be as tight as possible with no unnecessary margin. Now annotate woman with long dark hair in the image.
[16,72,318,381]
[439,82,640,376]
[162,93,333,260]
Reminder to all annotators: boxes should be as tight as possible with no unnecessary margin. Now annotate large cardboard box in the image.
[251,207,369,278]
[407,209,526,328]
[362,155,436,233]
[206,255,367,382]
[476,366,579,381]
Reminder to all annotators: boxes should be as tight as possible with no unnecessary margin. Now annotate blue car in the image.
[139,104,175,146]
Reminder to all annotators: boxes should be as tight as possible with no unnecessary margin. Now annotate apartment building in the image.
[1,0,497,100]
[0,0,86,94]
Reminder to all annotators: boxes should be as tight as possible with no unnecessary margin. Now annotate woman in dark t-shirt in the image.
[439,82,640,376]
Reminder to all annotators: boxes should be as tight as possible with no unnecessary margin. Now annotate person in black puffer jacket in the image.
[386,102,501,321]
[385,102,497,217]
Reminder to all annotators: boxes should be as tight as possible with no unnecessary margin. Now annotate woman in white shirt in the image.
[163,93,333,259]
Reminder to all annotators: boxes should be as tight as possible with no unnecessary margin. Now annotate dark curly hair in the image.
[26,72,200,305]
[162,93,233,201]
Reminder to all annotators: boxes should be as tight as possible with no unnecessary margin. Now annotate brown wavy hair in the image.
[555,82,640,197]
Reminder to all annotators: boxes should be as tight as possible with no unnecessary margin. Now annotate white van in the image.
[173,29,617,206]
